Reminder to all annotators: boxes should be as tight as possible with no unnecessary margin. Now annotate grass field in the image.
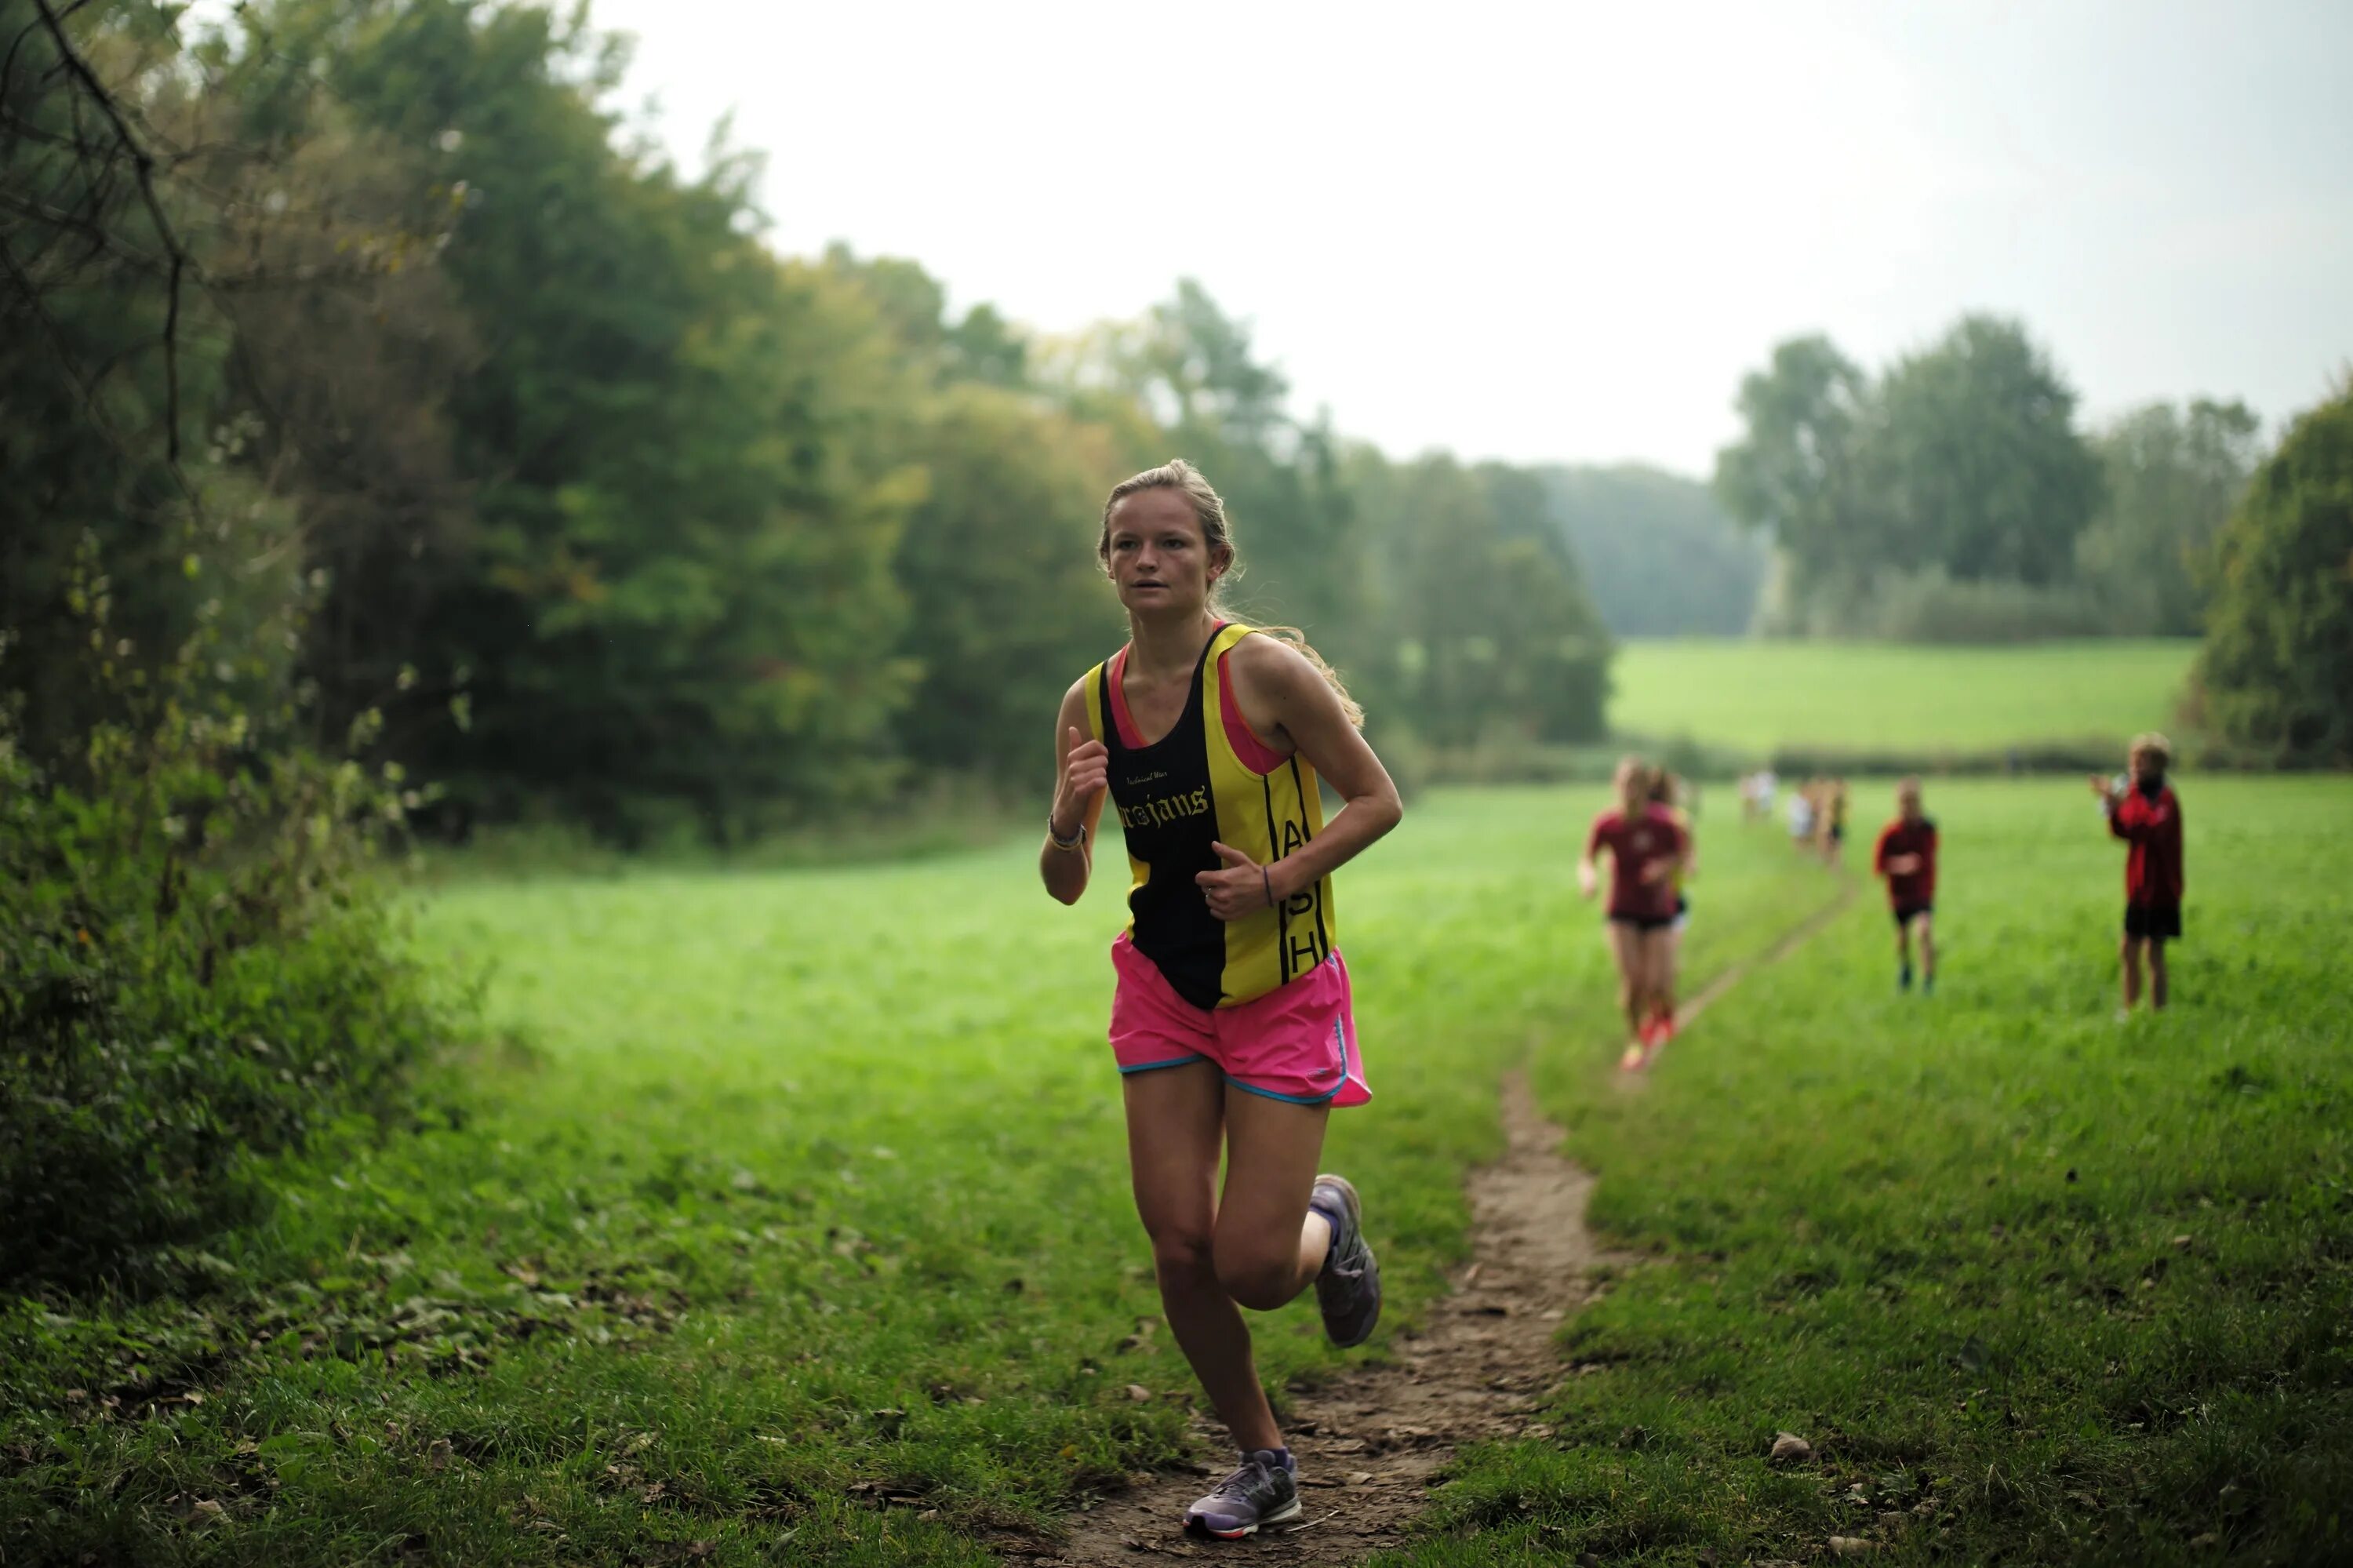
[5,777,2348,1565]
[1609,639,2199,757]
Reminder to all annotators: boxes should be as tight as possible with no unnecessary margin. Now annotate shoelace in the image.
[1210,1456,1274,1502]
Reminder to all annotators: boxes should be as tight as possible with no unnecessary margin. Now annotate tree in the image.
[1348,451,1611,748]
[1860,315,2104,587]
[2191,386,2353,764]
[2075,398,2262,635]
[297,0,923,838]
[1711,334,1871,583]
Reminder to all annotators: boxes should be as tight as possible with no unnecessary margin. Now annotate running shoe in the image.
[1309,1173,1382,1348]
[1184,1448,1301,1538]
[1619,1042,1647,1071]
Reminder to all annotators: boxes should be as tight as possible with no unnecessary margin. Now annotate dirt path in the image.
[1672,876,1857,1035]
[1016,882,1853,1566]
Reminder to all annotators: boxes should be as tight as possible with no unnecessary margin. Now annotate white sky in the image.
[588,0,2351,475]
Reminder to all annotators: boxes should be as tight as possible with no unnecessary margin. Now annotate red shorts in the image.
[1108,933,1370,1107]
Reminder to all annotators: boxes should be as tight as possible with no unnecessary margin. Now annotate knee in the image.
[1213,1233,1299,1312]
[1144,1220,1217,1287]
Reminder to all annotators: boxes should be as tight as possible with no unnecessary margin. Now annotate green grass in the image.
[1410,777,2351,1566]
[5,777,2348,1566]
[1610,638,2198,755]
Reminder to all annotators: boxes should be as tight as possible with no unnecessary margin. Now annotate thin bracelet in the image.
[1261,865,1274,908]
[1048,816,1084,852]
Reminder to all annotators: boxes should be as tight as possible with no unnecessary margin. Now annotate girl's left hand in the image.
[1197,841,1279,922]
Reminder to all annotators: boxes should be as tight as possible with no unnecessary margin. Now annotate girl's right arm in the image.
[1040,680,1107,906]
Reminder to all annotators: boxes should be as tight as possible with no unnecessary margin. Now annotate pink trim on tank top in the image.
[1217,649,1290,775]
[1105,646,1147,749]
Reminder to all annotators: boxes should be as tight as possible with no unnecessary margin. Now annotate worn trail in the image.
[1020,886,1850,1566]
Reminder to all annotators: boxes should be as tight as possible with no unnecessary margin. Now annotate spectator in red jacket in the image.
[1872,777,1938,995]
[2088,732,2184,1014]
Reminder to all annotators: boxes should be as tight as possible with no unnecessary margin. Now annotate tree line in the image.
[2,0,1615,845]
[6,0,2346,860]
[1712,319,2269,642]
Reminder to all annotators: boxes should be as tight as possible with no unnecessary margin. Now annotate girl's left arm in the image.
[1213,638,1401,908]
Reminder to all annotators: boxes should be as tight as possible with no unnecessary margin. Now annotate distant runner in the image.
[1823,777,1850,868]
[1871,777,1938,995]
[1041,460,1402,1541]
[1787,781,1817,857]
[1580,757,1691,1071]
[2089,732,2184,1015]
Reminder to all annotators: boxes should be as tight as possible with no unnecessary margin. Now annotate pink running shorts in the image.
[1108,933,1371,1107]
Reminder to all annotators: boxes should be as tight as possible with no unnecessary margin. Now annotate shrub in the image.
[2191,385,2353,765]
[0,602,452,1290]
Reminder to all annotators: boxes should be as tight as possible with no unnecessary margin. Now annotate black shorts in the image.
[2124,903,2181,941]
[1891,903,1933,928]
[1831,824,1846,842]
[1609,911,1677,933]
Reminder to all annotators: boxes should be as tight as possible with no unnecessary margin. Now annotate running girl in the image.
[2089,733,2184,1014]
[1871,777,1938,994]
[1580,757,1690,1071]
[1041,460,1402,1539]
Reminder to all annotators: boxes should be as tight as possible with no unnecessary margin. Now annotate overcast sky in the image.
[580,0,2351,476]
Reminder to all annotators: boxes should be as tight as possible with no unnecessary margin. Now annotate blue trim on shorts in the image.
[1223,1074,1344,1106]
[1117,1052,1209,1075]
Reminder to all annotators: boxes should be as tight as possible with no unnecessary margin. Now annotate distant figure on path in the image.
[2089,733,2184,1014]
[1822,777,1850,868]
[1039,460,1402,1540]
[1871,777,1939,994]
[1787,780,1817,857]
[1580,756,1691,1071]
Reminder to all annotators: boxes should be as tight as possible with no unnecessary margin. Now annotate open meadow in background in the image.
[1609,640,2201,761]
[7,771,2348,1565]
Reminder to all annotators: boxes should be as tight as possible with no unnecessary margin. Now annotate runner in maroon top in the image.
[2089,732,2184,1014]
[1871,777,1938,995]
[1579,756,1691,1071]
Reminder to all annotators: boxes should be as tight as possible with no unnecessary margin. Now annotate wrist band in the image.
[1261,865,1275,908]
[1048,815,1084,851]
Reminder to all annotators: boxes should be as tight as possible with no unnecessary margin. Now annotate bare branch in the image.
[31,0,198,461]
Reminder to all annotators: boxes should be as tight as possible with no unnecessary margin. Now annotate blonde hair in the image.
[2129,731,2173,772]
[1616,754,1653,813]
[1099,459,1364,728]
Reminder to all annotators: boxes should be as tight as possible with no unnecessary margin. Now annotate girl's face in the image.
[1104,489,1226,617]
[1616,762,1646,812]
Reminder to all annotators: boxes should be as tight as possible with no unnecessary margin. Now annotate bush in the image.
[0,628,453,1290]
[2191,385,2353,765]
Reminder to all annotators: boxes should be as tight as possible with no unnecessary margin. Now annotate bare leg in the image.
[1658,922,1683,1025]
[1123,1064,1282,1453]
[1917,912,1937,986]
[2149,940,2168,1010]
[1213,1090,1333,1313]
[2120,935,2145,1011]
[1606,920,1646,1045]
[1640,927,1675,1031]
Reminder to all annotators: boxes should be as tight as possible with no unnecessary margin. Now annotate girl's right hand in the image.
[1055,726,1108,840]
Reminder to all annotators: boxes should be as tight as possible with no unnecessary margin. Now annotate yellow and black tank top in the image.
[1085,623,1335,1010]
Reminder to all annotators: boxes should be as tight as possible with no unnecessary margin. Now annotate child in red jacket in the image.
[1872,777,1937,994]
[2088,732,2184,1013]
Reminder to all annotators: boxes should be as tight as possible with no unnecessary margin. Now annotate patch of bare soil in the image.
[1019,1071,1611,1566]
